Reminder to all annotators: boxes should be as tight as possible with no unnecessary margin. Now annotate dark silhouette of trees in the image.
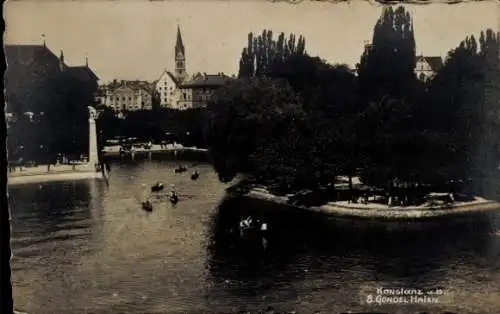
[238,30,306,78]
[206,5,500,203]
[357,6,417,104]
[205,77,305,183]
[423,29,500,193]
[7,69,95,163]
[96,108,208,148]
[269,55,358,116]
[151,90,161,110]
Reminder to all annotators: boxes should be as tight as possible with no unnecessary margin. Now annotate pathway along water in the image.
[8,160,500,313]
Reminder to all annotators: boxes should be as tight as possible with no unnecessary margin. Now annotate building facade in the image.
[103,85,153,112]
[178,73,232,109]
[415,56,443,82]
[154,25,190,109]
[155,70,182,108]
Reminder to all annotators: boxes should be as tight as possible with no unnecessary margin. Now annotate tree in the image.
[237,30,306,78]
[204,77,305,183]
[357,6,417,104]
[151,90,161,110]
[269,55,358,116]
[424,29,500,193]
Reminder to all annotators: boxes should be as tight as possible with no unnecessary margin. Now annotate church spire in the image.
[59,49,65,72]
[175,24,187,80]
[175,24,185,57]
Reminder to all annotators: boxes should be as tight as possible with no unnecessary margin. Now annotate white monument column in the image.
[88,106,99,168]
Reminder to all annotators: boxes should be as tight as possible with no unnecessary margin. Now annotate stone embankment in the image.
[8,164,103,185]
[244,187,500,220]
[102,144,208,156]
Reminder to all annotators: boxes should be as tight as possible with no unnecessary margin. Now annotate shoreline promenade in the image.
[241,187,500,221]
[8,106,105,186]
[101,143,208,157]
[8,164,104,186]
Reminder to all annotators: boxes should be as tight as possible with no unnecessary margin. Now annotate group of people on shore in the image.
[350,191,456,207]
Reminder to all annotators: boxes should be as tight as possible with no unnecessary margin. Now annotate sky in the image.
[4,0,499,83]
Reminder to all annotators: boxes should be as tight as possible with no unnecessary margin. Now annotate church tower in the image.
[175,25,187,81]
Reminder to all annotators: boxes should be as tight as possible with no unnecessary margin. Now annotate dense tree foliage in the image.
[207,6,500,202]
[96,107,208,148]
[238,30,306,78]
[269,55,359,116]
[7,70,94,163]
[205,78,305,183]
[357,6,417,103]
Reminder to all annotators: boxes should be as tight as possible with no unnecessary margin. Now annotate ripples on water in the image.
[8,160,500,313]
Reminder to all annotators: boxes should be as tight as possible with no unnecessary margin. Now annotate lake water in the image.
[8,160,500,313]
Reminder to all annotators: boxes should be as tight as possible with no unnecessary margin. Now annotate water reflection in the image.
[9,180,106,253]
[8,161,500,314]
[206,196,500,313]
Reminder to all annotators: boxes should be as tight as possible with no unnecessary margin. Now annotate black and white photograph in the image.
[3,0,500,313]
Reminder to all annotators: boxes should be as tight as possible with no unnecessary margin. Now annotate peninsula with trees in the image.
[204,6,500,219]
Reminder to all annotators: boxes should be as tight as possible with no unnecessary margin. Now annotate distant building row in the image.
[99,29,443,114]
[97,80,154,111]
[98,25,234,112]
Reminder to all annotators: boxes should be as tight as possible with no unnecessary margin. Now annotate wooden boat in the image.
[174,165,188,173]
[191,172,199,180]
[169,194,179,204]
[141,200,153,212]
[151,182,164,192]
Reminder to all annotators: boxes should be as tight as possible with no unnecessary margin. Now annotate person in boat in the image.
[169,189,179,203]
[175,165,187,173]
[191,170,199,180]
[151,181,164,192]
[142,200,153,211]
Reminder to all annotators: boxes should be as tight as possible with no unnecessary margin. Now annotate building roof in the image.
[106,82,153,95]
[105,80,154,92]
[417,56,443,72]
[166,71,181,85]
[181,73,232,88]
[5,44,99,82]
[5,44,59,66]
[67,66,99,82]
